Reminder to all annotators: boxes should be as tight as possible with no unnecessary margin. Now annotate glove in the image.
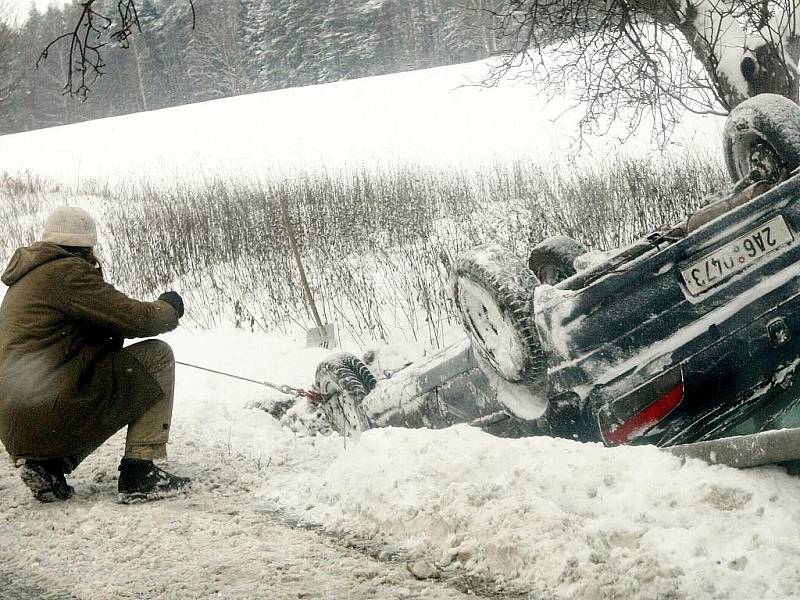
[158,291,184,318]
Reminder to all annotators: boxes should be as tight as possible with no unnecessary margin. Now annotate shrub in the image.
[0,153,727,346]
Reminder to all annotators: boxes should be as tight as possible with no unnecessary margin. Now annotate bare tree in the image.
[0,16,10,105]
[0,0,21,106]
[37,0,195,100]
[186,0,251,98]
[488,1,800,143]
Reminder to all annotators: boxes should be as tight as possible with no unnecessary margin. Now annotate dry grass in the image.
[0,153,727,345]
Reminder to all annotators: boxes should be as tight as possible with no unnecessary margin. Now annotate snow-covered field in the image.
[0,60,723,187]
[2,60,799,599]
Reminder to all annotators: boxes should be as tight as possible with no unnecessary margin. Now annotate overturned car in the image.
[315,94,800,452]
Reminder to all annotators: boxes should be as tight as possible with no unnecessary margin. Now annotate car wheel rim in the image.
[319,380,365,436]
[536,263,568,285]
[734,134,785,183]
[457,279,526,381]
[748,140,784,183]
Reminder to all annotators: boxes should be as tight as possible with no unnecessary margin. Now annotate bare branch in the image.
[37,0,196,100]
[486,0,800,148]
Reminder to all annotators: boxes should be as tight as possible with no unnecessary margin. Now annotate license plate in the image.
[681,215,793,296]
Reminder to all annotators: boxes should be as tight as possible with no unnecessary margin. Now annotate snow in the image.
[471,341,548,421]
[690,1,750,99]
[270,424,800,599]
[1,59,798,598]
[0,60,724,188]
[533,282,585,368]
[363,342,427,379]
[574,250,612,272]
[5,322,800,598]
[456,279,526,380]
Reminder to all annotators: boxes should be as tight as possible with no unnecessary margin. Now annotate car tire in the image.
[527,236,588,285]
[315,353,377,437]
[451,243,546,385]
[723,93,800,184]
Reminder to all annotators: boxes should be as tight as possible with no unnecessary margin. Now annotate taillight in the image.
[603,382,684,445]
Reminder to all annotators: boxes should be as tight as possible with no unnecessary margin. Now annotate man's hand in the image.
[158,291,184,318]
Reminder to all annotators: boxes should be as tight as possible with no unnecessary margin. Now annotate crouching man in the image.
[0,206,190,503]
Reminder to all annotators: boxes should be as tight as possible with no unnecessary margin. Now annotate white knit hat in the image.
[41,206,98,247]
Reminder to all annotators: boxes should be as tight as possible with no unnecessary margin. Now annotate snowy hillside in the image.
[0,59,723,187]
[2,61,798,600]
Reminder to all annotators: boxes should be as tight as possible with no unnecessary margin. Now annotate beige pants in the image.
[123,340,175,461]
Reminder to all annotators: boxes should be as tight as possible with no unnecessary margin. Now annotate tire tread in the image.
[315,353,376,436]
[451,244,546,384]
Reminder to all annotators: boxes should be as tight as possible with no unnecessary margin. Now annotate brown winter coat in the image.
[0,242,179,463]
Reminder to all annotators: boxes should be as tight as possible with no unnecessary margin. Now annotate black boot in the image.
[117,458,191,504]
[19,459,74,503]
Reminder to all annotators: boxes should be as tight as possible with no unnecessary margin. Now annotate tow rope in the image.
[175,360,322,402]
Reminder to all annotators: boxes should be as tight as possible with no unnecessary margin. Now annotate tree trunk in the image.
[131,37,149,112]
[640,0,798,110]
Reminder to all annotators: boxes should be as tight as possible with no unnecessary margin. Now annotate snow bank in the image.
[163,325,347,454]
[271,425,800,599]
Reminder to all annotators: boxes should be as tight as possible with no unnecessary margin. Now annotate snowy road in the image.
[0,431,480,600]
[3,326,800,599]
[0,325,527,599]
[0,325,486,598]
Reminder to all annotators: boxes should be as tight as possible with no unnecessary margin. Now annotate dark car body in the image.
[349,173,800,448]
[535,175,800,446]
[360,338,542,438]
